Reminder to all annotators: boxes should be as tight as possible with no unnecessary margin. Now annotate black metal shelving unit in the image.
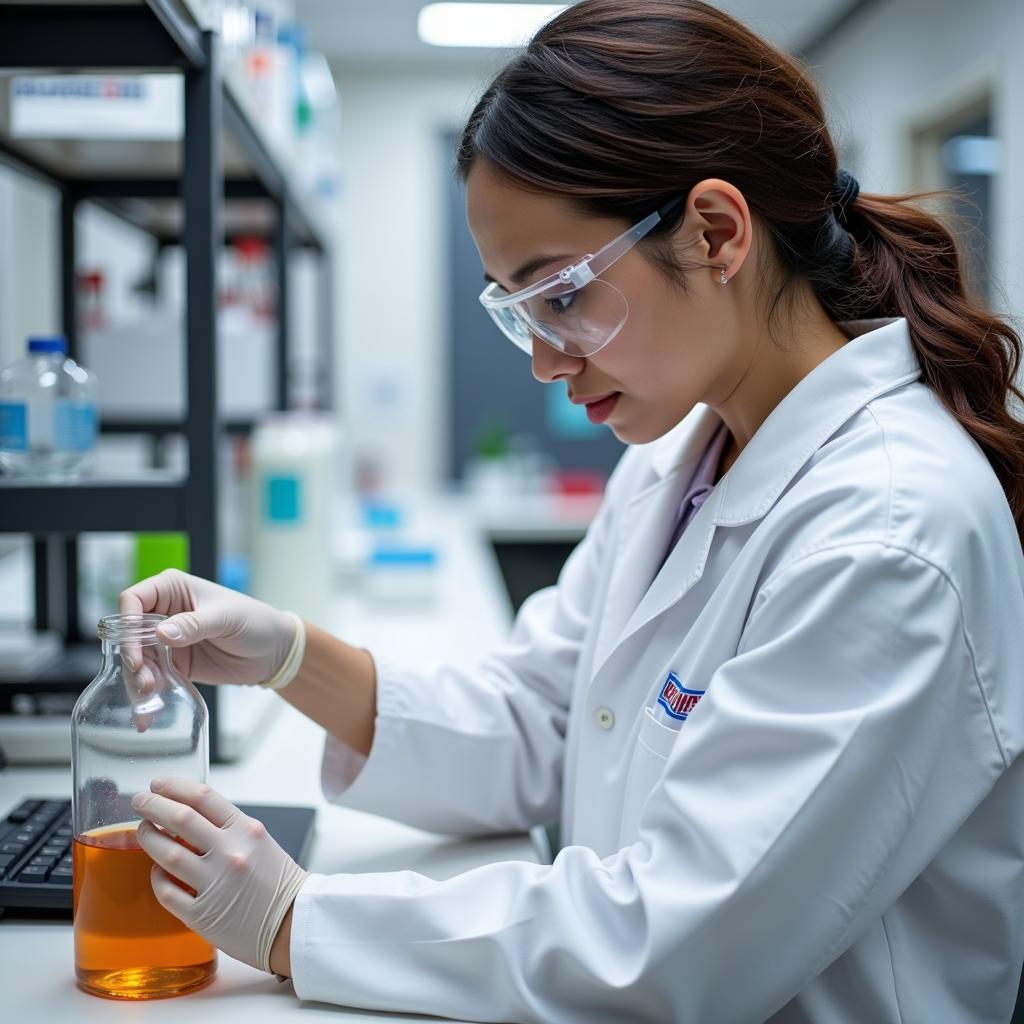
[0,1,334,761]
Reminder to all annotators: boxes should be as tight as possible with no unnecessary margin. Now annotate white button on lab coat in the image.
[290,317,1024,1023]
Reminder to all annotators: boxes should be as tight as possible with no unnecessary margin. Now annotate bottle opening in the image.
[97,613,167,646]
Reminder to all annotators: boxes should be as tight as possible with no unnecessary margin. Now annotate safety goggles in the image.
[478,194,685,358]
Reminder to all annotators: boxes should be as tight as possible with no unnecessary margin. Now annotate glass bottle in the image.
[71,613,217,1000]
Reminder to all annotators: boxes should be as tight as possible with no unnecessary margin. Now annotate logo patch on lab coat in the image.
[657,672,705,721]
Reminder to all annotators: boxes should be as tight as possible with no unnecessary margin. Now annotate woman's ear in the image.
[682,178,753,280]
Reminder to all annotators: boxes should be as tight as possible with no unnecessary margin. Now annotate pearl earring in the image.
[719,266,728,285]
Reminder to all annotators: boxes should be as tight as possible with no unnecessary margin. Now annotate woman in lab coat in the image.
[123,1,1024,1020]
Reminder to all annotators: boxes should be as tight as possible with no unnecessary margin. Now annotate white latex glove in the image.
[131,777,308,975]
[119,568,297,686]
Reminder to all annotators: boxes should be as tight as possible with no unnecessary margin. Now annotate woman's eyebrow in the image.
[483,253,574,289]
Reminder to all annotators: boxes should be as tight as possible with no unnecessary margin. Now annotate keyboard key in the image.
[6,802,37,823]
[41,846,65,858]
[49,870,74,884]
[0,853,16,873]
[1,842,25,854]
[17,865,50,880]
[30,855,57,867]
[55,826,72,837]
[50,864,74,876]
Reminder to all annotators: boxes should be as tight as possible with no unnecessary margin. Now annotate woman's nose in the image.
[531,335,584,383]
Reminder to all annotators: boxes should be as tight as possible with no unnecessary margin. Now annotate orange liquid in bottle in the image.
[72,823,216,1000]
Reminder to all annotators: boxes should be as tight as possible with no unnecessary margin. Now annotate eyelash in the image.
[545,291,578,315]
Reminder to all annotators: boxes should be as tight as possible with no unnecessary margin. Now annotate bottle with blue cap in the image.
[0,334,98,478]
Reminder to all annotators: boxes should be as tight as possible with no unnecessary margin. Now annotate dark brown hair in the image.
[456,0,1024,547]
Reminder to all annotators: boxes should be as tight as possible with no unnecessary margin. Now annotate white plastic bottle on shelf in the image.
[0,335,98,479]
[248,412,340,625]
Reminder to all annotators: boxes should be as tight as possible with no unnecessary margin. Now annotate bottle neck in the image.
[100,638,174,664]
[97,614,177,678]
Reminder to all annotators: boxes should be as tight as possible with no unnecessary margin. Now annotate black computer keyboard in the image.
[0,796,317,918]
[0,798,75,912]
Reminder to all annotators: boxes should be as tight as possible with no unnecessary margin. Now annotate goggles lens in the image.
[479,196,685,357]
[482,276,629,358]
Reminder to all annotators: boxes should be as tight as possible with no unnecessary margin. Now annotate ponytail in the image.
[815,188,1024,546]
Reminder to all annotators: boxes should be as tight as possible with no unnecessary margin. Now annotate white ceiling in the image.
[295,0,860,72]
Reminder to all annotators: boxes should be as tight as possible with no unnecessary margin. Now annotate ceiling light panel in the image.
[418,3,569,48]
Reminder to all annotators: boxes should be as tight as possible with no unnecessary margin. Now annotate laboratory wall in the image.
[808,0,1023,318]
[332,63,497,493]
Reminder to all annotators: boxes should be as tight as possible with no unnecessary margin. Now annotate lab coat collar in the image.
[585,402,715,673]
[591,317,920,679]
[648,316,920,525]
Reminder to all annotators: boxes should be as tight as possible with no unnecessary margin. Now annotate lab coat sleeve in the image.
[317,459,628,835]
[290,541,1007,1023]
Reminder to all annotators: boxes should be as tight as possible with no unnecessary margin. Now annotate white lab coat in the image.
[289,316,1024,1023]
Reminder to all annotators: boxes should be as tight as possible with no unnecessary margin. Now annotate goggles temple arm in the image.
[581,191,687,281]
[658,193,687,222]
[481,192,688,308]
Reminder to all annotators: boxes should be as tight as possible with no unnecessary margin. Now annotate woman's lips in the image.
[585,392,620,424]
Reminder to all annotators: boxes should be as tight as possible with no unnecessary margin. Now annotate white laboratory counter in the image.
[0,492,579,1022]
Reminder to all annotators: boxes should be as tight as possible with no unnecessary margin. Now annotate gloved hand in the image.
[119,568,297,686]
[131,777,308,975]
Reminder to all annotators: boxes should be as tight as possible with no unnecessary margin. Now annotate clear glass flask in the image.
[71,613,217,1000]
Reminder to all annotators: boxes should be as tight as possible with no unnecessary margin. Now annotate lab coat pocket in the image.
[638,705,681,758]
[618,707,681,847]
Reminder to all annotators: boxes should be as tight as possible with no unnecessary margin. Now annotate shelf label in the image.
[0,402,27,451]
[11,75,183,140]
[264,474,303,525]
[54,401,97,452]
